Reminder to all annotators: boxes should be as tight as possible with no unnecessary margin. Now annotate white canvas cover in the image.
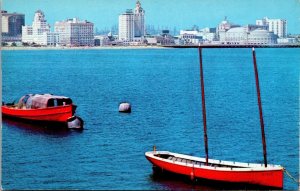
[18,94,72,109]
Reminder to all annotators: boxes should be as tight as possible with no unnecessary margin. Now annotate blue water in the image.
[2,48,299,190]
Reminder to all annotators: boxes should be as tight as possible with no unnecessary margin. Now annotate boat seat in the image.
[196,161,202,166]
[175,157,181,162]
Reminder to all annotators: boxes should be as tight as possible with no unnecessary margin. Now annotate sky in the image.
[1,0,300,34]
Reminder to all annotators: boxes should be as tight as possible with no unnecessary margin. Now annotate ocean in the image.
[2,48,299,190]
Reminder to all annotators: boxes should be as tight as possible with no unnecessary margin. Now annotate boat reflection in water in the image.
[149,164,278,190]
[2,117,78,136]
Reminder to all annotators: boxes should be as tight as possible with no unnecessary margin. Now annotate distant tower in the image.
[134,0,145,37]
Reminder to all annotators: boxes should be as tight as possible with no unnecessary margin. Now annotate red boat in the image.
[2,93,83,129]
[145,48,284,189]
[145,151,283,188]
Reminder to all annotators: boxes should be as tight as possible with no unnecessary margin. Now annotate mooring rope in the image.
[284,168,300,184]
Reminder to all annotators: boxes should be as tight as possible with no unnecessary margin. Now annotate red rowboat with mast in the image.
[145,47,284,188]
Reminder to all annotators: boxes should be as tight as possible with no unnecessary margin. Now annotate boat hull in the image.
[1,104,74,123]
[145,151,283,189]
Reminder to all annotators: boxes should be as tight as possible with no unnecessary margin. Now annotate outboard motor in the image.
[67,115,84,129]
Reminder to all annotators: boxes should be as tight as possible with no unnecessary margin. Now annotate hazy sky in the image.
[2,0,300,34]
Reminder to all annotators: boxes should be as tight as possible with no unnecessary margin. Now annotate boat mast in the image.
[252,47,268,167]
[198,48,209,166]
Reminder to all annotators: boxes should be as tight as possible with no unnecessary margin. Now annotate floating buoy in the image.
[119,102,131,113]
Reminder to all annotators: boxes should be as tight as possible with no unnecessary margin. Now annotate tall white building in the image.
[134,1,145,37]
[22,10,59,45]
[119,1,145,41]
[118,9,135,41]
[54,18,94,46]
[256,17,287,38]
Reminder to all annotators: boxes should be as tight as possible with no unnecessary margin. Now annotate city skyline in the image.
[1,0,300,34]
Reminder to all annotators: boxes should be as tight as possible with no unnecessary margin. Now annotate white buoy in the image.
[119,102,131,113]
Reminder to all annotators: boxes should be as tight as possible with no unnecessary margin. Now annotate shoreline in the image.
[2,44,299,51]
[1,45,169,51]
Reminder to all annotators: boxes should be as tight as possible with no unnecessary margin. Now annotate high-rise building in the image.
[1,10,25,42]
[118,1,145,41]
[22,10,59,45]
[134,1,145,37]
[54,18,94,46]
[118,9,135,41]
[256,17,287,38]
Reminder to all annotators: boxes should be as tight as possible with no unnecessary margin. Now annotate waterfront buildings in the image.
[179,30,203,45]
[223,27,246,44]
[1,10,25,42]
[94,35,110,46]
[118,1,145,42]
[94,32,118,46]
[22,10,59,45]
[199,27,217,42]
[179,27,216,44]
[217,19,239,42]
[178,17,280,46]
[145,30,174,45]
[277,37,298,44]
[219,24,277,45]
[216,17,278,45]
[54,18,94,46]
[224,26,277,45]
[247,29,277,44]
[21,10,93,46]
[3,5,296,46]
[217,17,240,42]
[256,17,287,38]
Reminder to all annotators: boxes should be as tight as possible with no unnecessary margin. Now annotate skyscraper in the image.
[118,9,135,41]
[1,10,25,41]
[134,1,145,37]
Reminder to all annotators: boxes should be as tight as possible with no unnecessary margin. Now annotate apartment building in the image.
[54,18,94,46]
